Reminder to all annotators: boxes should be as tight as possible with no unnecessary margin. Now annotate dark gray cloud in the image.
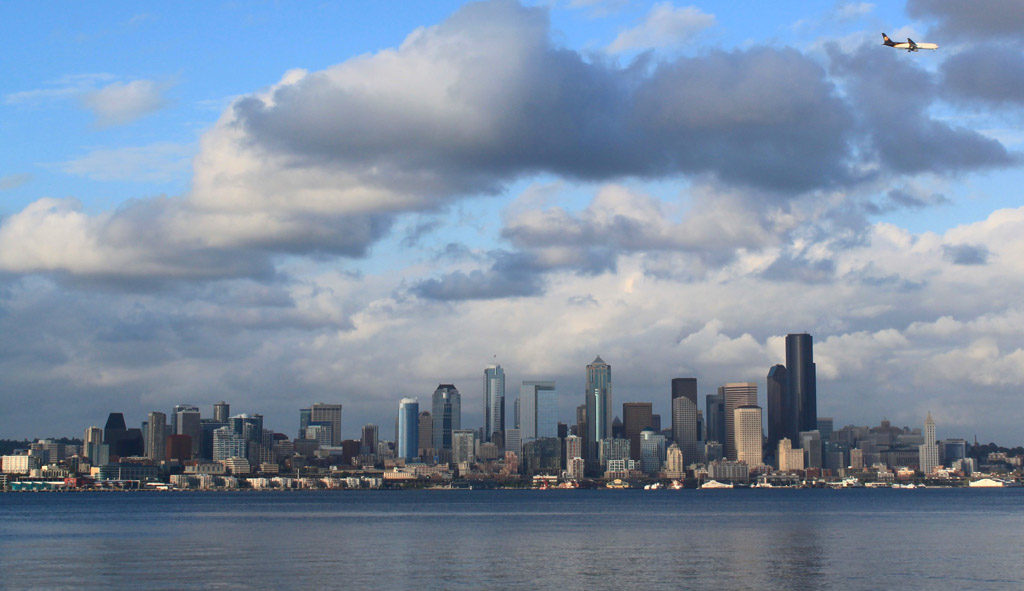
[943,243,990,265]
[829,44,1016,176]
[942,45,1024,106]
[411,251,546,300]
[233,1,858,197]
[907,0,1024,41]
[760,254,836,284]
[412,246,616,301]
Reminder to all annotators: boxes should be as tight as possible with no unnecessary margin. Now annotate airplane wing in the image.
[907,38,918,50]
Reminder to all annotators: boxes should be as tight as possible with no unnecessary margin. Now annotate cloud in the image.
[608,3,715,53]
[942,244,989,266]
[906,0,1024,42]
[3,73,116,105]
[0,173,32,191]
[941,45,1024,107]
[61,142,194,183]
[834,3,874,20]
[828,43,1017,176]
[81,79,171,126]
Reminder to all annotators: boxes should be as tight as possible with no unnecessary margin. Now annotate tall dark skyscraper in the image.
[766,364,788,454]
[705,392,725,445]
[622,402,653,461]
[584,356,612,464]
[432,384,461,451]
[671,378,699,464]
[786,333,817,434]
[483,365,505,443]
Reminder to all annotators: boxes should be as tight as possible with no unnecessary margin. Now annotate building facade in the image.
[397,398,419,461]
[484,365,506,443]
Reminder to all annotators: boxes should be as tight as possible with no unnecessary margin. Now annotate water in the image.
[2,489,1023,590]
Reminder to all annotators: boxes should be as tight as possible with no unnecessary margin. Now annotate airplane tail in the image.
[881,33,894,46]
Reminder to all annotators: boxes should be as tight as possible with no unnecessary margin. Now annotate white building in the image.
[919,412,940,475]
[734,405,763,469]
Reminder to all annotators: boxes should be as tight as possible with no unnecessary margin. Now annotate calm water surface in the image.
[2,488,1022,590]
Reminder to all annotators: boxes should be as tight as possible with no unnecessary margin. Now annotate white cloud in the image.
[61,142,194,183]
[81,79,171,126]
[608,3,715,53]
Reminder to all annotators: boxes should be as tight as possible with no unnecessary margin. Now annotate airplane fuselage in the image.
[882,33,938,52]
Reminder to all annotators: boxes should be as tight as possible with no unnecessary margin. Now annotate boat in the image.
[700,479,733,489]
[969,478,1007,488]
[605,479,629,489]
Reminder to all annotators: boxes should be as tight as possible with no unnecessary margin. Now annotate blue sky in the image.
[1,0,1023,443]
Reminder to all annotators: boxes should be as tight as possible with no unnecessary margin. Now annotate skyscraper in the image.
[519,381,557,441]
[721,383,757,460]
[213,401,230,423]
[919,412,939,475]
[173,405,202,456]
[622,402,653,461]
[671,378,699,465]
[766,364,788,455]
[397,398,419,461]
[786,333,816,434]
[361,424,379,455]
[145,411,167,462]
[417,411,433,456]
[452,429,476,465]
[705,392,725,445]
[484,365,505,443]
[310,403,343,447]
[734,405,763,468]
[585,356,612,463]
[432,384,461,451]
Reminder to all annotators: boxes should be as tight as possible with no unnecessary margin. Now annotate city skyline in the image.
[1,1,1023,442]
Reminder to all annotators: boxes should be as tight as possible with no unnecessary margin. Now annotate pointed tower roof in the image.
[592,355,606,365]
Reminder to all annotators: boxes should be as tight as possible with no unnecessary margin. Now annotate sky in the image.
[1,0,1023,443]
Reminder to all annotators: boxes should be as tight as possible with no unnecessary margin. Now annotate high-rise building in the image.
[361,424,379,456]
[397,398,419,461]
[104,412,144,458]
[766,364,788,454]
[671,378,699,465]
[705,392,725,444]
[417,411,433,456]
[432,384,461,451]
[452,429,476,465]
[565,434,582,463]
[919,412,939,475]
[504,428,522,456]
[639,430,667,475]
[145,412,167,462]
[786,333,816,434]
[84,426,103,461]
[721,383,757,460]
[310,403,343,447]
[212,426,247,461]
[585,356,612,463]
[298,408,311,440]
[664,443,685,478]
[799,430,823,469]
[734,405,763,468]
[622,402,653,461]
[777,437,804,472]
[484,365,506,443]
[519,381,557,441]
[173,405,202,456]
[213,401,230,423]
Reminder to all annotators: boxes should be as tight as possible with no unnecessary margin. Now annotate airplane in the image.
[882,33,938,52]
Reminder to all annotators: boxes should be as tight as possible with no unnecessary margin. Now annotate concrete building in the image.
[174,405,202,457]
[919,412,940,474]
[145,412,167,462]
[777,438,805,472]
[417,411,433,457]
[452,429,476,465]
[734,405,763,469]
[310,403,343,447]
[664,443,685,479]
[721,383,757,460]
